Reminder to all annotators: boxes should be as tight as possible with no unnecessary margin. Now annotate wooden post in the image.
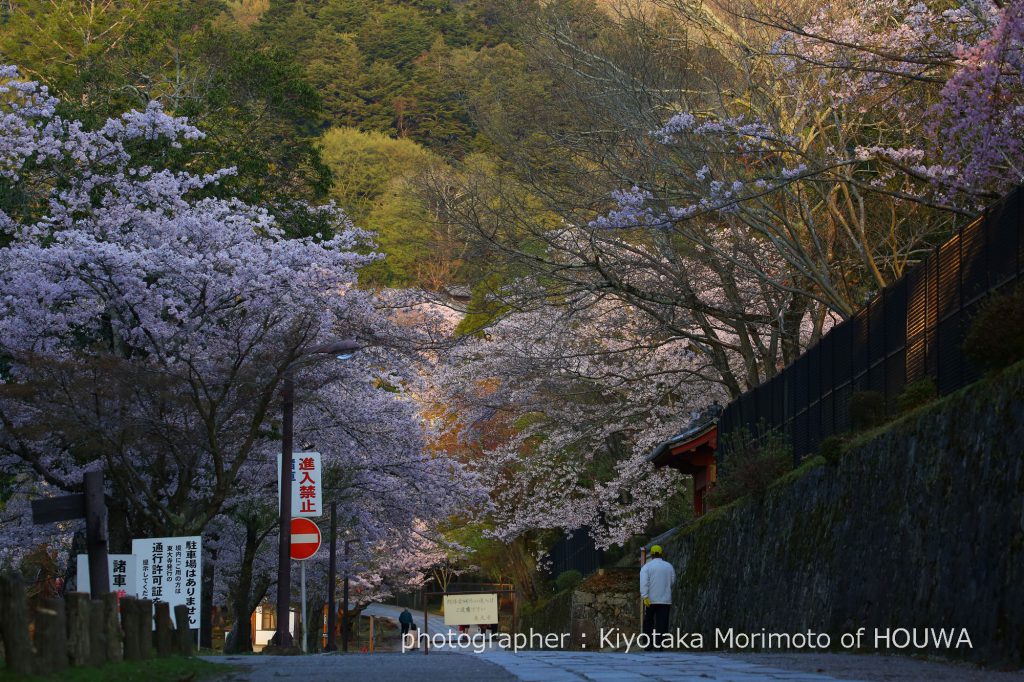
[65,592,92,666]
[0,572,34,675]
[102,592,123,663]
[154,602,173,656]
[89,599,108,666]
[34,598,68,675]
[173,605,195,657]
[83,471,110,596]
[121,597,142,661]
[369,615,374,653]
[137,599,153,660]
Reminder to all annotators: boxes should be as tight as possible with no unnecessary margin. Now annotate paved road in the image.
[205,649,1024,682]
[362,602,504,651]
[207,652,518,682]
[205,604,1024,681]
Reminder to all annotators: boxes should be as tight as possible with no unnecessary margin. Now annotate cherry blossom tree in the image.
[0,67,485,644]
[426,0,1024,565]
[438,287,724,551]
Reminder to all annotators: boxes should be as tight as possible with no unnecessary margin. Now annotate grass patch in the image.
[770,455,827,489]
[0,657,227,682]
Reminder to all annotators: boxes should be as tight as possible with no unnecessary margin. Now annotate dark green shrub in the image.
[707,424,791,508]
[554,569,583,593]
[818,434,847,464]
[896,377,938,413]
[850,390,885,430]
[964,285,1024,373]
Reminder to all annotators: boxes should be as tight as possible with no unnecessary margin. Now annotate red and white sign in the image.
[290,517,321,561]
[278,452,323,517]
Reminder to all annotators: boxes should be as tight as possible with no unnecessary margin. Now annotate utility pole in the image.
[271,372,295,647]
[342,538,350,652]
[326,501,338,652]
[270,339,362,650]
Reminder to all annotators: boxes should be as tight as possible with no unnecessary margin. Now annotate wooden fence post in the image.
[103,589,123,659]
[89,598,108,666]
[34,598,68,675]
[173,605,195,657]
[103,593,123,663]
[0,572,34,675]
[137,599,153,660]
[154,602,173,656]
[65,592,91,666]
[121,597,142,661]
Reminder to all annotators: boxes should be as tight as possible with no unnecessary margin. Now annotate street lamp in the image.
[271,339,362,649]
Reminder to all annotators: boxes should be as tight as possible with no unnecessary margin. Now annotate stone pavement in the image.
[476,650,857,682]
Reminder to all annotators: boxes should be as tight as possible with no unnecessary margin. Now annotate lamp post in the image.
[271,339,362,649]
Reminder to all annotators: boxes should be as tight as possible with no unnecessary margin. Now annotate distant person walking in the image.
[399,608,414,637]
[640,544,675,651]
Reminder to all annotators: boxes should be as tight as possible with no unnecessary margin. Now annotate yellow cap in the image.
[650,545,663,555]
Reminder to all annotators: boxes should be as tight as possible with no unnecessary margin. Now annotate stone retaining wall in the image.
[663,364,1024,667]
[570,569,640,650]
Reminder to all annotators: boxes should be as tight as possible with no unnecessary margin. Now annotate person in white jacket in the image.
[639,544,675,650]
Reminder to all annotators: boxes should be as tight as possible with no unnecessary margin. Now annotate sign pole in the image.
[83,471,110,597]
[301,560,307,653]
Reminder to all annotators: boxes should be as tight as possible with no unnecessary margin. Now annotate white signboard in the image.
[76,554,137,597]
[443,593,499,625]
[132,536,202,629]
[277,451,323,517]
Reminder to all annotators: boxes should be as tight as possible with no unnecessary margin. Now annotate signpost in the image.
[290,517,321,653]
[277,452,323,517]
[289,518,321,561]
[443,593,499,626]
[132,536,202,632]
[76,554,136,597]
[31,470,109,597]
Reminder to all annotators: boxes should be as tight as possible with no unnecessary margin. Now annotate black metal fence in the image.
[548,528,603,578]
[718,187,1024,465]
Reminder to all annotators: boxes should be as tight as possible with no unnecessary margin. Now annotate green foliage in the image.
[554,569,583,592]
[320,127,435,219]
[519,589,572,636]
[964,285,1024,373]
[897,377,939,414]
[0,2,331,208]
[251,0,510,155]
[817,434,848,464]
[0,656,227,681]
[455,273,512,337]
[707,424,792,508]
[356,6,434,68]
[850,390,886,430]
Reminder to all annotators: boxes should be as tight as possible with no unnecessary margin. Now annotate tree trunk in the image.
[223,585,254,654]
[223,519,268,654]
